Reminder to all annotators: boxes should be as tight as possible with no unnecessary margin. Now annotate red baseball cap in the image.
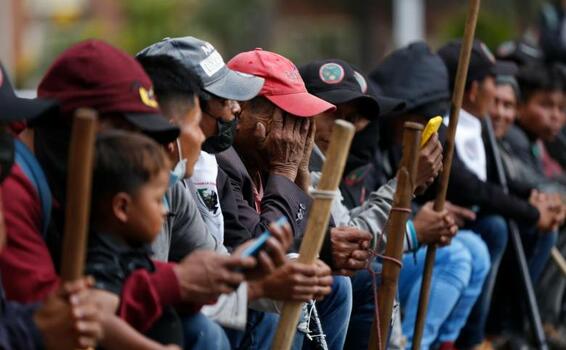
[227,48,335,117]
[38,39,179,144]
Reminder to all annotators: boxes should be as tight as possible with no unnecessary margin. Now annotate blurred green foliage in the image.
[23,0,546,86]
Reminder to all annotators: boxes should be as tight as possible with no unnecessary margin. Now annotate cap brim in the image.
[265,92,336,117]
[1,96,58,122]
[367,79,406,116]
[205,69,265,101]
[314,89,381,118]
[375,95,406,116]
[492,60,518,77]
[124,113,180,144]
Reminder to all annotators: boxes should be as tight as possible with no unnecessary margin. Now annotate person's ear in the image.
[112,192,132,223]
[468,81,480,104]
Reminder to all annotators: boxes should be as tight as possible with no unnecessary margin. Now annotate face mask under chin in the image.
[201,118,238,154]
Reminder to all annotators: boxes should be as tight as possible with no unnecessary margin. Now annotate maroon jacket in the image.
[0,161,181,332]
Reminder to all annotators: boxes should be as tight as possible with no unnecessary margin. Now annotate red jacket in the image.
[0,162,181,332]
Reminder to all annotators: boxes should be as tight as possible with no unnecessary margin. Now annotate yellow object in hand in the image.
[420,116,443,147]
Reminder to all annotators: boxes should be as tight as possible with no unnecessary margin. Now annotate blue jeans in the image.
[182,312,230,350]
[226,276,352,350]
[303,275,353,350]
[523,228,558,283]
[457,215,509,348]
[223,309,281,350]
[436,232,490,343]
[400,231,490,349]
[345,260,383,349]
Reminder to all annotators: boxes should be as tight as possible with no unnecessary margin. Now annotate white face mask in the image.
[168,139,187,187]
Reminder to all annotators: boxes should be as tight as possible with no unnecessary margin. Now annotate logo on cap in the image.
[479,42,496,64]
[497,41,516,57]
[319,63,344,84]
[353,71,368,93]
[200,50,225,77]
[139,87,158,108]
[285,68,301,82]
[200,42,215,55]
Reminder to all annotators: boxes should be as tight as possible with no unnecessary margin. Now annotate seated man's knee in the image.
[475,215,509,255]
[436,240,473,290]
[457,231,491,278]
[182,312,230,350]
[330,275,353,309]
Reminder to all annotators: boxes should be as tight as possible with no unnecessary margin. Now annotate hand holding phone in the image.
[240,216,289,258]
[420,116,443,147]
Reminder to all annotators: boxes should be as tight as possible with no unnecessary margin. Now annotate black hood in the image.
[369,41,450,114]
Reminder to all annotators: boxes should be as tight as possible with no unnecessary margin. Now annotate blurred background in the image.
[0,0,549,89]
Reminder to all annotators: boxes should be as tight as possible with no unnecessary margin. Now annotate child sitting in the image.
[86,130,183,347]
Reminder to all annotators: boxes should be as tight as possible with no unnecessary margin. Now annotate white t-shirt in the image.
[188,151,224,245]
[448,109,487,181]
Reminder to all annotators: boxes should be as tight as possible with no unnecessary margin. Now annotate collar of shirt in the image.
[458,109,482,132]
[452,108,488,181]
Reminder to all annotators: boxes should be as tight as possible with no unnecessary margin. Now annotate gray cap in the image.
[137,36,264,101]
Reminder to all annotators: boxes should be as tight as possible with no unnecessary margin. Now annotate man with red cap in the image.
[2,39,273,349]
[217,48,369,349]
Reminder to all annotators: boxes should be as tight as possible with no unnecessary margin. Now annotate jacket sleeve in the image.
[217,169,251,250]
[347,179,399,252]
[447,153,540,225]
[0,166,60,303]
[167,183,225,263]
[218,149,335,266]
[0,301,44,350]
[217,150,310,240]
[118,261,181,333]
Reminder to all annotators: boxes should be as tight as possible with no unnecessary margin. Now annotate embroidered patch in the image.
[496,41,515,58]
[353,71,368,93]
[197,188,220,215]
[285,68,301,82]
[139,86,158,108]
[319,62,345,84]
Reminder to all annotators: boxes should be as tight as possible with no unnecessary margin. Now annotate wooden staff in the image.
[368,122,423,350]
[271,119,355,350]
[60,108,97,281]
[412,1,482,348]
[551,247,566,278]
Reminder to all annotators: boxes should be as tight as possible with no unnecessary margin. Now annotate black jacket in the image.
[217,147,334,266]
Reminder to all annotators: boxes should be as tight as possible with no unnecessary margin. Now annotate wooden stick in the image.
[551,247,566,278]
[271,120,355,350]
[60,109,97,282]
[368,122,422,350]
[412,1,481,348]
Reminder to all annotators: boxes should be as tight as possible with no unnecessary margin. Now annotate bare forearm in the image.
[100,315,172,350]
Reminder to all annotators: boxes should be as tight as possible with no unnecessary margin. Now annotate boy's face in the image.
[490,84,518,139]
[177,97,205,177]
[517,90,565,142]
[123,169,169,243]
[314,101,370,154]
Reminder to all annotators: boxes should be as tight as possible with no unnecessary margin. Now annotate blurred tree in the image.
[22,0,549,87]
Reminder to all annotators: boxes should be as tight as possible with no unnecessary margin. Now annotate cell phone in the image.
[240,216,288,258]
[420,116,443,147]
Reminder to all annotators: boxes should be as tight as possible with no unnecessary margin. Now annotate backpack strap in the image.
[14,139,52,237]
